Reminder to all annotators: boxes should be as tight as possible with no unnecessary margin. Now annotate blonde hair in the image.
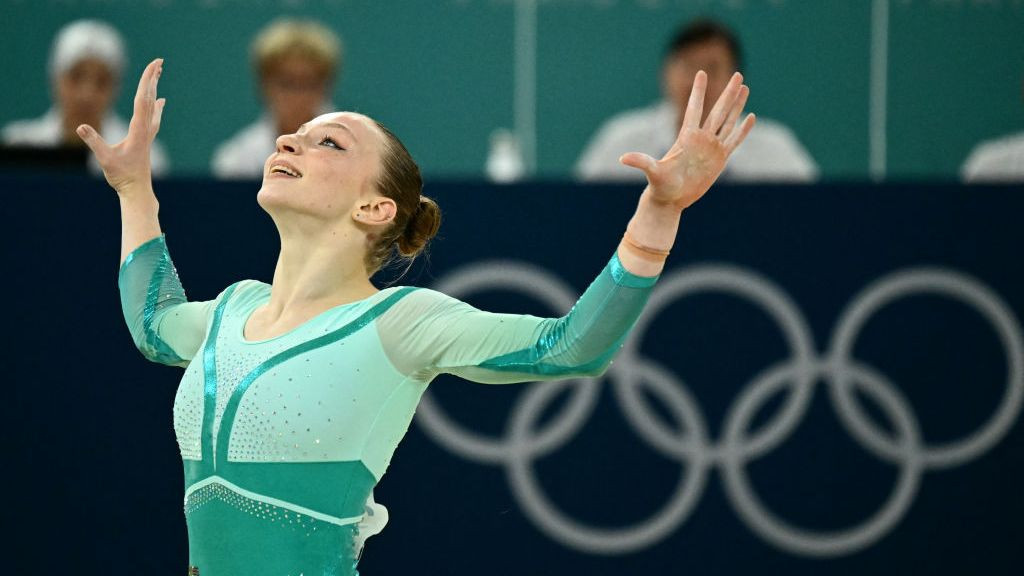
[251,18,342,80]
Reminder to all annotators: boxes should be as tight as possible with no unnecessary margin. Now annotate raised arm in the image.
[78,58,167,263]
[387,257,657,384]
[615,70,754,277]
[79,59,212,367]
[393,71,755,384]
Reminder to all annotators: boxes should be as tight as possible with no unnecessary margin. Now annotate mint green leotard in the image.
[119,235,657,576]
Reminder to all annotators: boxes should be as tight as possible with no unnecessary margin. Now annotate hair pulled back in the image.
[365,121,441,274]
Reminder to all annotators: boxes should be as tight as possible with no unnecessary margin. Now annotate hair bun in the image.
[397,196,442,257]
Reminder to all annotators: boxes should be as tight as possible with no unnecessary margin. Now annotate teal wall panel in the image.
[1,0,1021,180]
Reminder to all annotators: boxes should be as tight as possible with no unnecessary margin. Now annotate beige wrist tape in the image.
[622,230,670,261]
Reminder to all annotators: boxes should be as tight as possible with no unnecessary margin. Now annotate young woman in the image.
[79,58,753,576]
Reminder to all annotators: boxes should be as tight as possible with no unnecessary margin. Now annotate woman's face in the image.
[257,111,385,222]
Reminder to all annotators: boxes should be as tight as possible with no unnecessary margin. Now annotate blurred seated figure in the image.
[961,133,1024,182]
[1,19,169,176]
[212,18,342,179]
[576,19,817,183]
[961,81,1024,182]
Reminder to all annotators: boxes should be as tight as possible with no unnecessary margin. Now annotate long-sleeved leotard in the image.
[120,235,658,576]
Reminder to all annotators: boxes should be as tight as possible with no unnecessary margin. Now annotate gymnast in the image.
[78,58,753,575]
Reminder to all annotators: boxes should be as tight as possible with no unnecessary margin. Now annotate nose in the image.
[275,132,300,154]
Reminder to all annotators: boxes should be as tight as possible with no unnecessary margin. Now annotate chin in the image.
[256,182,286,213]
[256,185,331,223]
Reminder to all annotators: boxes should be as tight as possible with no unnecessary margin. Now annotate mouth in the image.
[269,161,303,178]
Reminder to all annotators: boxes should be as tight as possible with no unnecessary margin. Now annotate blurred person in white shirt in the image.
[576,18,817,183]
[211,18,341,179]
[2,19,169,175]
[961,79,1024,183]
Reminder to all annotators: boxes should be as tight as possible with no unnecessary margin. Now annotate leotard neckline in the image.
[238,284,404,345]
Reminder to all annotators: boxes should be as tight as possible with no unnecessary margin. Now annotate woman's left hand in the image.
[620,70,755,212]
[77,58,165,196]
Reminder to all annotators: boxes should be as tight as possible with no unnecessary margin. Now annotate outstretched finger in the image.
[619,152,659,179]
[129,59,162,140]
[151,98,166,137]
[717,84,749,141]
[75,123,110,158]
[680,71,707,131]
[704,72,743,135]
[724,113,757,152]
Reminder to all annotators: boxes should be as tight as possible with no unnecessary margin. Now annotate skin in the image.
[78,58,754,341]
[55,58,118,145]
[662,38,737,129]
[248,111,396,340]
[261,53,333,137]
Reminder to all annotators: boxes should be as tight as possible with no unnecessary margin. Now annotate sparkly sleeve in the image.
[395,252,657,384]
[118,235,216,368]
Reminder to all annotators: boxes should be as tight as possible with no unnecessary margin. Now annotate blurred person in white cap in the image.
[211,18,341,179]
[1,19,169,175]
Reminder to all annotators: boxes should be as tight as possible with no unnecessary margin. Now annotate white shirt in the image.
[961,131,1024,183]
[210,114,277,180]
[575,100,819,183]
[2,107,169,176]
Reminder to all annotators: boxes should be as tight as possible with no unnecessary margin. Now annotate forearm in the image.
[616,188,683,277]
[432,250,657,383]
[118,233,194,366]
[118,184,163,265]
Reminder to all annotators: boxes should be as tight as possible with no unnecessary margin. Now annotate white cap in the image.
[49,19,126,79]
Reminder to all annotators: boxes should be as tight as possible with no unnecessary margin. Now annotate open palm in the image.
[621,71,755,211]
[77,58,166,193]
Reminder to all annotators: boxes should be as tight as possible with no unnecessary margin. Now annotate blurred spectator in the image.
[576,19,817,183]
[961,81,1024,182]
[961,133,1024,182]
[211,18,342,179]
[1,19,169,175]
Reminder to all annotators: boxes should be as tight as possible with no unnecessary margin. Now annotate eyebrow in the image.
[297,121,359,142]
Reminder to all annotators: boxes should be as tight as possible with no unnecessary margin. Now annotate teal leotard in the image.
[119,235,657,576]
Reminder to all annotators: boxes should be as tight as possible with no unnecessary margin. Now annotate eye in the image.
[318,136,346,151]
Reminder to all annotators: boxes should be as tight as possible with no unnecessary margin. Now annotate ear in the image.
[353,196,397,227]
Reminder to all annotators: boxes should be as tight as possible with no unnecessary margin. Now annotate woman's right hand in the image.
[77,58,166,195]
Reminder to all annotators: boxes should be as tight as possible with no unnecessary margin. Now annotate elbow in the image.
[570,340,622,378]
[132,331,187,367]
[572,356,614,379]
[541,346,619,380]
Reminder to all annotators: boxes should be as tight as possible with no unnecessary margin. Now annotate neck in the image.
[263,217,377,321]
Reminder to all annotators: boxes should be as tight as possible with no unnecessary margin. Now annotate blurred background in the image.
[1,0,1021,180]
[3,1,1023,576]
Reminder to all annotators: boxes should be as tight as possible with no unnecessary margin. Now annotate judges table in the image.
[3,175,1021,575]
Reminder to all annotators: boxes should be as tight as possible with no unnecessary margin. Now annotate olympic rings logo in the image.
[418,261,1024,557]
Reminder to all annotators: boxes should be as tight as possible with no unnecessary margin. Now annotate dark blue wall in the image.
[3,175,1022,575]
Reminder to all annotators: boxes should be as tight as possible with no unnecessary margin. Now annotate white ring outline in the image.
[720,360,923,557]
[828,268,1024,469]
[418,261,1023,557]
[417,261,601,462]
[618,266,817,460]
